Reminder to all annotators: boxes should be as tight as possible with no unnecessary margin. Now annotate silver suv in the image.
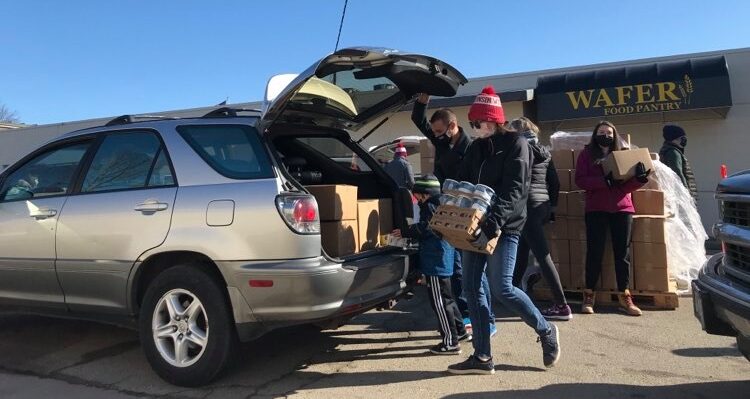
[0,48,466,386]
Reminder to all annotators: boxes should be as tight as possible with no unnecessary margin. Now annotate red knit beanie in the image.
[395,143,407,157]
[468,86,505,124]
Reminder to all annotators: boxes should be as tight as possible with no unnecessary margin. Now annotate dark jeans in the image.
[585,211,633,292]
[427,275,465,346]
[463,234,551,359]
[512,202,567,305]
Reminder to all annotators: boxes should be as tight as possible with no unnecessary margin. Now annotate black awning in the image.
[536,56,732,121]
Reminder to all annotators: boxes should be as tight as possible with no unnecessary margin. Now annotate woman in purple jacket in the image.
[575,121,651,316]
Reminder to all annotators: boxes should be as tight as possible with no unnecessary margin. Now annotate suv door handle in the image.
[134,200,168,212]
[29,208,57,219]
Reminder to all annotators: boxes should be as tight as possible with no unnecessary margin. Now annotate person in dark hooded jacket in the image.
[509,117,571,321]
[447,87,560,376]
[392,175,471,355]
[659,124,697,201]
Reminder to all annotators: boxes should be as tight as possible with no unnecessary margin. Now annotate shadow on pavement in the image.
[672,344,742,357]
[441,381,750,399]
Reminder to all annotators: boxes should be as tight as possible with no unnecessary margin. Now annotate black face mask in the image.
[679,136,687,147]
[436,133,450,143]
[595,135,614,147]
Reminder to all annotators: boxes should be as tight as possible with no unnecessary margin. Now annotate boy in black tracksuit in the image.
[393,175,470,354]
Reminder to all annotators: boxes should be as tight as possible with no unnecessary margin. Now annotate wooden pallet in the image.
[533,283,679,310]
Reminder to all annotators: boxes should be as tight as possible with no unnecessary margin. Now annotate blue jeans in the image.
[451,248,494,322]
[463,234,551,359]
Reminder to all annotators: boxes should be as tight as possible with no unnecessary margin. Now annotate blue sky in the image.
[2,0,748,125]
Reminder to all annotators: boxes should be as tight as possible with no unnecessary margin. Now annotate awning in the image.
[536,56,732,122]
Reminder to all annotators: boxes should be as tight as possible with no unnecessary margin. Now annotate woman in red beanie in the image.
[575,121,651,316]
[448,86,560,375]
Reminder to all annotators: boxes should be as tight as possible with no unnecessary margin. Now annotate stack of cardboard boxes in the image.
[542,148,671,294]
[420,139,435,175]
[305,185,393,258]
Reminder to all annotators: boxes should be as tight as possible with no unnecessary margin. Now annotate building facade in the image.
[3,47,749,234]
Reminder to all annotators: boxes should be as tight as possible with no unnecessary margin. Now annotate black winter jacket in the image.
[528,141,560,207]
[457,131,532,237]
[411,101,472,183]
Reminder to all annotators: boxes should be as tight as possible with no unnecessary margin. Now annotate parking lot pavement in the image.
[0,288,748,399]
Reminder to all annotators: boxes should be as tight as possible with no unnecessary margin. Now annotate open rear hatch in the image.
[260,47,467,132]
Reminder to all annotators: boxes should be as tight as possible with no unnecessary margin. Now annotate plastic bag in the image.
[651,161,707,292]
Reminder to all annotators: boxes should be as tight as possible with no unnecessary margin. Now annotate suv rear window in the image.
[178,124,273,179]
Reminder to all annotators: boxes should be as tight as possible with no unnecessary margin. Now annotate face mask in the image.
[436,133,450,142]
[679,136,687,147]
[595,135,614,147]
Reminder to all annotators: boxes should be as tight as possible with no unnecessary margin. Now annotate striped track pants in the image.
[427,275,464,347]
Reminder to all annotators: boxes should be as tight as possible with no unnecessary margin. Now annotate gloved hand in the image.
[479,217,500,240]
[635,161,651,183]
[472,230,492,250]
[604,171,617,188]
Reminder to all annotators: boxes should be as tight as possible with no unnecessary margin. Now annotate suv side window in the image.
[178,124,273,179]
[0,142,91,202]
[81,131,171,193]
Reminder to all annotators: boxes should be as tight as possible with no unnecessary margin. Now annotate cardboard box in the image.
[650,152,659,161]
[634,267,671,292]
[569,170,581,191]
[544,218,568,240]
[567,217,586,241]
[551,149,575,170]
[633,190,665,216]
[567,191,586,217]
[420,156,435,174]
[556,169,572,192]
[555,192,569,216]
[549,239,570,264]
[602,148,654,181]
[305,185,358,221]
[357,200,380,251]
[321,220,359,258]
[420,139,435,158]
[378,199,393,244]
[429,205,497,254]
[632,242,668,270]
[632,216,667,243]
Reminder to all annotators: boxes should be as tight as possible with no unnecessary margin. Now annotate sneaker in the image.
[463,317,472,334]
[457,331,473,342]
[581,289,595,314]
[619,290,643,316]
[430,343,462,355]
[447,355,495,375]
[541,304,573,321]
[489,323,498,338]
[538,323,560,368]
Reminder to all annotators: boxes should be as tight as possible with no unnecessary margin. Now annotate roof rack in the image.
[202,107,262,118]
[104,114,178,127]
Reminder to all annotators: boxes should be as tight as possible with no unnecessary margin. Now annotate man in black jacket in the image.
[659,124,697,201]
[411,93,494,335]
[411,94,472,184]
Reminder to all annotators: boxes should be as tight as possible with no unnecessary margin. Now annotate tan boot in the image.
[581,289,595,314]
[619,290,642,316]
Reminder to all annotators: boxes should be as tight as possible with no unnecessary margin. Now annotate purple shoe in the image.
[541,304,573,321]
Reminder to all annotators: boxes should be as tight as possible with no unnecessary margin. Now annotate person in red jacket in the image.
[574,121,651,316]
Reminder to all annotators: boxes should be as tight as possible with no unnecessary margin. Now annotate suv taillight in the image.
[275,194,320,234]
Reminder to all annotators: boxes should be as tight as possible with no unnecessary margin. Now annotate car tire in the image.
[139,265,237,386]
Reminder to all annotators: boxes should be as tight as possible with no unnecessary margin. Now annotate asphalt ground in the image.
[0,288,747,399]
